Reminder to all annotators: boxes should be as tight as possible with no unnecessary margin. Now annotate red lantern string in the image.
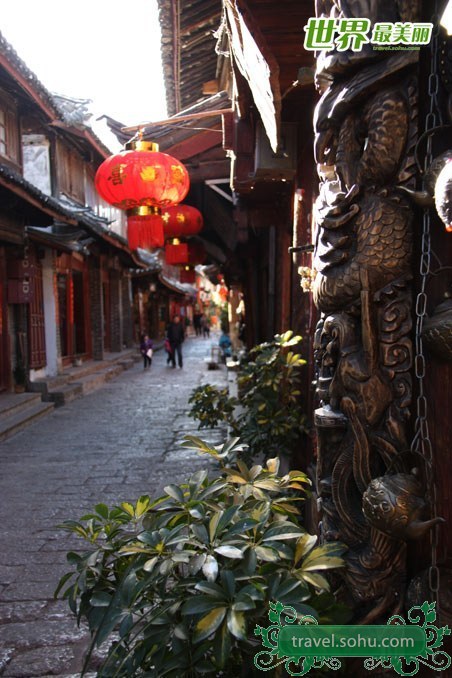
[180,267,196,284]
[95,149,189,210]
[162,204,204,239]
[94,139,190,251]
[165,241,189,265]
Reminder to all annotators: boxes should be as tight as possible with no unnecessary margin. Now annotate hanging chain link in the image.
[410,3,441,609]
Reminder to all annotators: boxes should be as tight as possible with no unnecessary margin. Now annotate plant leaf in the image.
[294,533,318,566]
[194,607,227,643]
[164,485,185,503]
[299,571,331,590]
[214,545,244,559]
[182,596,225,616]
[227,609,247,640]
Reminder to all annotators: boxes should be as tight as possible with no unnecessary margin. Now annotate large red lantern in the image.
[162,204,204,239]
[95,139,190,250]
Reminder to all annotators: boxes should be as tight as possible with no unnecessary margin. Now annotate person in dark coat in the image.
[167,315,185,368]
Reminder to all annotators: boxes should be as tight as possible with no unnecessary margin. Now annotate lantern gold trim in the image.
[125,139,159,152]
[126,206,161,217]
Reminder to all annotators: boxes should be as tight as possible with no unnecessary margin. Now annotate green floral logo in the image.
[254,600,451,675]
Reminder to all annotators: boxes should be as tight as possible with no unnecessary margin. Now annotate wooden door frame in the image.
[0,247,10,390]
[101,265,111,352]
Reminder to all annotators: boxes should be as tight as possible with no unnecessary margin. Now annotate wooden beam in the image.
[122,109,234,133]
[184,160,230,182]
[165,127,223,161]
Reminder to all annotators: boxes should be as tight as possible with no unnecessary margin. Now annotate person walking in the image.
[200,314,210,338]
[193,312,202,336]
[140,334,153,369]
[167,315,185,368]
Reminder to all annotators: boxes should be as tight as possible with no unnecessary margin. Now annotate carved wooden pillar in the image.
[311,1,441,623]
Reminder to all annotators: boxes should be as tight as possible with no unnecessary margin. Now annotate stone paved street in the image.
[0,336,228,677]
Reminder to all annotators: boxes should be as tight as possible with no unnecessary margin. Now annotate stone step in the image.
[0,400,55,443]
[117,358,135,370]
[28,374,69,394]
[46,383,84,407]
[65,361,114,382]
[75,363,125,396]
[0,392,42,421]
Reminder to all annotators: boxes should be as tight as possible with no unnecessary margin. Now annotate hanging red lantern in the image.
[165,239,189,265]
[164,240,206,266]
[161,204,203,239]
[95,138,190,249]
[180,266,196,284]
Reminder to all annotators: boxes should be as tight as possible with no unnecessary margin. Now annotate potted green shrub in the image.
[56,438,347,676]
[189,331,307,465]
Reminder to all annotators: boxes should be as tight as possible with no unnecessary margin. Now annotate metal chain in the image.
[410,4,441,612]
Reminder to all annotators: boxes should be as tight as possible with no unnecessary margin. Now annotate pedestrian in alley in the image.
[200,313,210,338]
[167,315,185,368]
[164,336,173,365]
[193,312,202,336]
[140,333,153,369]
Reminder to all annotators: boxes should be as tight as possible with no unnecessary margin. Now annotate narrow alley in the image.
[0,337,228,677]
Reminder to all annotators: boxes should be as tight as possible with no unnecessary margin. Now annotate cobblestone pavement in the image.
[0,336,228,677]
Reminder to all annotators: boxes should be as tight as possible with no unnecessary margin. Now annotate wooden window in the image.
[0,109,6,156]
[0,105,19,164]
[56,140,85,204]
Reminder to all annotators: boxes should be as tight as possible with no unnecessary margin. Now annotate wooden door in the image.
[0,247,9,390]
[28,262,46,369]
[102,274,111,352]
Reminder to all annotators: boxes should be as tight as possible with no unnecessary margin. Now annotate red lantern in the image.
[164,240,206,265]
[165,240,189,265]
[162,204,204,238]
[180,267,196,284]
[95,139,190,250]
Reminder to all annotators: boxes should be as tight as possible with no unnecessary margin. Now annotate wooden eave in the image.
[244,0,313,96]
[157,0,222,115]
[224,0,314,150]
[0,173,76,225]
[0,34,59,122]
[48,121,110,161]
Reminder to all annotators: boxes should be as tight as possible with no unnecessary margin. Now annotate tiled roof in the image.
[0,162,131,252]
[0,32,111,158]
[0,31,60,119]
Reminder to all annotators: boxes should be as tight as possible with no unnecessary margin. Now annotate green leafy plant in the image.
[56,438,347,677]
[188,384,240,434]
[189,331,307,463]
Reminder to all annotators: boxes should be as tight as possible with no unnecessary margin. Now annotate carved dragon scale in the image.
[312,0,442,624]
